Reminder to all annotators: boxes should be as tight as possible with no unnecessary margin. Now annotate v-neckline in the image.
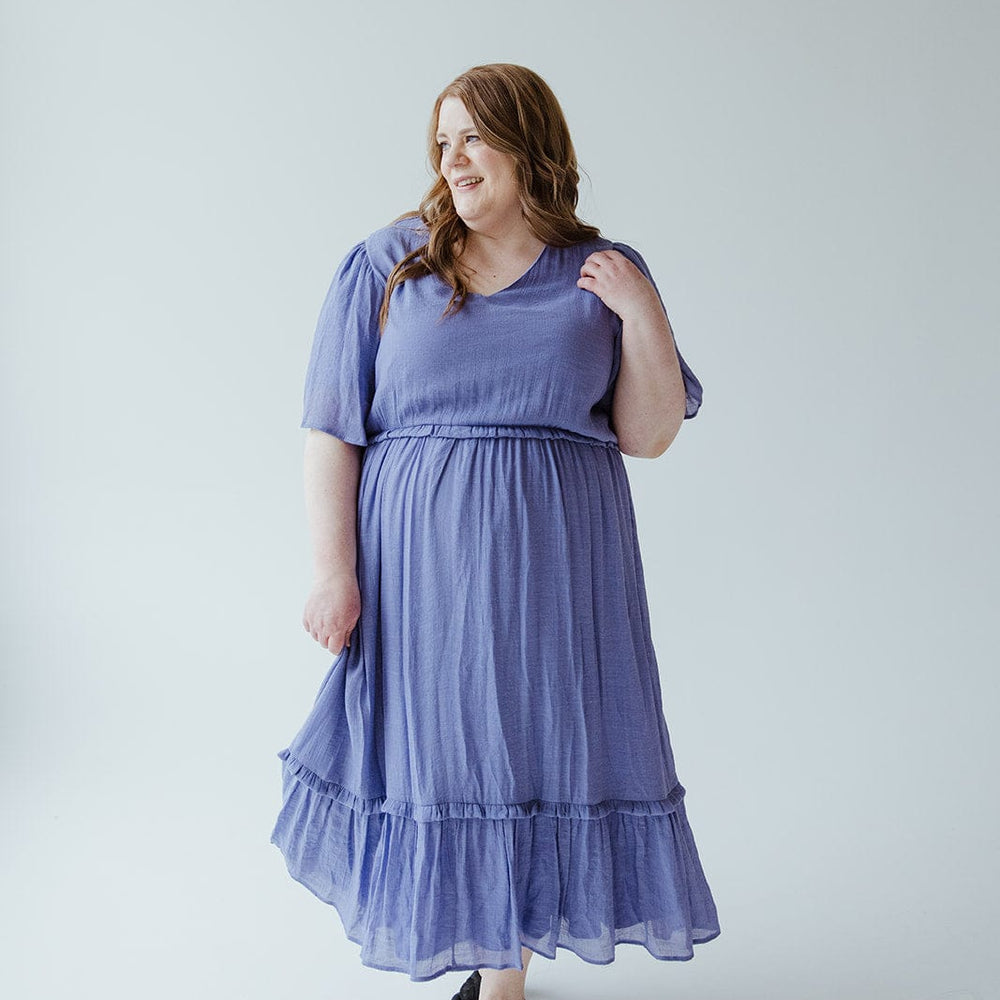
[466,243,550,299]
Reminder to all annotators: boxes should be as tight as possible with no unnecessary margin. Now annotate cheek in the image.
[492,160,518,191]
[482,149,514,177]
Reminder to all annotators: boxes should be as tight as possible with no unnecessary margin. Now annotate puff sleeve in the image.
[300,240,385,446]
[611,242,704,419]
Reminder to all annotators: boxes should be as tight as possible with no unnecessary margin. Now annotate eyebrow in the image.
[435,126,477,140]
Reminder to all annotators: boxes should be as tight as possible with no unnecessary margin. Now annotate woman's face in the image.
[436,95,522,234]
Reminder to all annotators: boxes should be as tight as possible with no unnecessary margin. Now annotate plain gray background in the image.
[2,2,997,998]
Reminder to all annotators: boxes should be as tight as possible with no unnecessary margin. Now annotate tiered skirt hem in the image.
[270,750,721,982]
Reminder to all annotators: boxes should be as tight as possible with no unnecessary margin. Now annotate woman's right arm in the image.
[301,428,364,655]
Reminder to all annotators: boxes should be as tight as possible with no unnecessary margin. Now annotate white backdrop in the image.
[2,2,997,999]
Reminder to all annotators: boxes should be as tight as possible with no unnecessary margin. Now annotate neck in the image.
[463,219,543,260]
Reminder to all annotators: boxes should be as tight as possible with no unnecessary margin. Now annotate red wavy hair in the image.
[378,63,600,330]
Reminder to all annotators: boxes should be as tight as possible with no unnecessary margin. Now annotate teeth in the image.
[457,177,483,187]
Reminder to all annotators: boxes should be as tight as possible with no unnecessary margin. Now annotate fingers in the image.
[303,615,354,655]
[578,253,604,279]
[578,259,602,290]
[329,625,352,654]
[580,249,620,270]
[579,249,626,285]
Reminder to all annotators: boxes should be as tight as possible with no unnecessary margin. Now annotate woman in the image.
[270,64,721,1000]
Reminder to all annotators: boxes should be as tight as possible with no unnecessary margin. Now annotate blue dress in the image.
[270,214,721,981]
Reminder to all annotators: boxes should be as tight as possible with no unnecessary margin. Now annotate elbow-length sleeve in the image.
[300,240,385,445]
[611,242,704,419]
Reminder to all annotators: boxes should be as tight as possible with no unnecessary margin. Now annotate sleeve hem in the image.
[301,424,368,447]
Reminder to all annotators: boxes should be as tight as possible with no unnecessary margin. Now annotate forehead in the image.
[436,95,474,133]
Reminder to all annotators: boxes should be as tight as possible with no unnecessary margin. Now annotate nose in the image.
[441,143,468,175]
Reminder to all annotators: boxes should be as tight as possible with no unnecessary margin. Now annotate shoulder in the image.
[559,234,645,264]
[363,213,429,282]
[599,235,647,265]
[578,235,655,280]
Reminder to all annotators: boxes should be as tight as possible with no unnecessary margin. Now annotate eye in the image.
[438,140,449,152]
[465,134,479,144]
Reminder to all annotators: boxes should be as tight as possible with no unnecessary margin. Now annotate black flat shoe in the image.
[450,969,481,1000]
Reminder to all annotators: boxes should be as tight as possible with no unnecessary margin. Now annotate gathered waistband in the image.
[368,423,618,448]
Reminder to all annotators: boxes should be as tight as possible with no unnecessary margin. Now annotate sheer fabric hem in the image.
[270,753,721,982]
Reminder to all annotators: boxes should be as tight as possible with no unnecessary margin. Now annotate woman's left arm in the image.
[577,250,686,459]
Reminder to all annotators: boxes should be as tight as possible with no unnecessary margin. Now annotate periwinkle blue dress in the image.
[270,213,720,981]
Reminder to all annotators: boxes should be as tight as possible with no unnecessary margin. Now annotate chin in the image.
[454,208,483,226]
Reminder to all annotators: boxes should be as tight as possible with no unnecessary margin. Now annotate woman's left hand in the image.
[577,250,662,323]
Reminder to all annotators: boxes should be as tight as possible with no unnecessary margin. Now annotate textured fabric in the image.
[270,214,720,982]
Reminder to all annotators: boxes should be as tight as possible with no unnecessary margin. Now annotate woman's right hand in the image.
[303,570,361,656]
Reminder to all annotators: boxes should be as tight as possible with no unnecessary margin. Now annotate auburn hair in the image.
[378,63,601,331]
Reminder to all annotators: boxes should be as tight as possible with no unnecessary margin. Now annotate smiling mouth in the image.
[455,177,484,189]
